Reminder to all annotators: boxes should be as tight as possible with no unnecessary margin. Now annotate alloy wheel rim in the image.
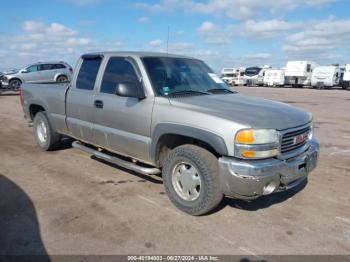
[12,80,21,89]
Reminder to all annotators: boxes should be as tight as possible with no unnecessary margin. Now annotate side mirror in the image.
[21,69,28,73]
[116,82,145,100]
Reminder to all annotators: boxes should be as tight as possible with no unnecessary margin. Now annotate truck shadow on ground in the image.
[214,179,307,213]
[0,175,50,261]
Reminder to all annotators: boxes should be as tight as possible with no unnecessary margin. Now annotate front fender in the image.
[150,123,228,162]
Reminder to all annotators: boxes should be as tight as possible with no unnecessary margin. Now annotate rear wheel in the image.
[162,145,223,215]
[9,79,22,90]
[56,75,68,83]
[33,112,61,150]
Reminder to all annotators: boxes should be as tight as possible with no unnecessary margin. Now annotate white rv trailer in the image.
[285,61,319,87]
[244,67,261,86]
[221,67,246,86]
[311,65,341,89]
[263,69,286,87]
[244,66,271,86]
[341,64,350,89]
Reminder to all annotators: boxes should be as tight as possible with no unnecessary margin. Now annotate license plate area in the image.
[280,151,318,185]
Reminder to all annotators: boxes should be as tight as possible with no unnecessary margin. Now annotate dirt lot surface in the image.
[0,87,349,256]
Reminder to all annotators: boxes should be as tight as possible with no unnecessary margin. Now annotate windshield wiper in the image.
[167,90,210,96]
[207,88,235,94]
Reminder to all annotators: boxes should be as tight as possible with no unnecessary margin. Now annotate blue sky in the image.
[0,0,349,72]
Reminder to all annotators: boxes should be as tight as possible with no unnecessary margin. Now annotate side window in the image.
[100,57,139,94]
[54,64,66,69]
[26,65,38,73]
[39,64,55,71]
[307,64,311,72]
[76,57,102,90]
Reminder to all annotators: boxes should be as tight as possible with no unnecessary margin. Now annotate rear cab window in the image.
[76,56,102,90]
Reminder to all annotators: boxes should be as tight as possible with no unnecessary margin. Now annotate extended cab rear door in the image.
[92,56,154,162]
[66,55,102,143]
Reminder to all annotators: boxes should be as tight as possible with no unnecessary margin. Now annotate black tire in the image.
[33,112,61,151]
[162,145,223,215]
[9,79,22,90]
[56,75,68,83]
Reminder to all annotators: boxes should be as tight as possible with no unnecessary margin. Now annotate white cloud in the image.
[22,21,44,33]
[283,18,350,56]
[135,0,337,20]
[241,19,302,38]
[197,21,231,45]
[137,16,150,23]
[0,20,122,69]
[149,39,163,47]
[46,23,77,37]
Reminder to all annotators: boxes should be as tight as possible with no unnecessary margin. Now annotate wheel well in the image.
[156,134,220,167]
[29,104,45,120]
[56,74,67,80]
[9,78,22,83]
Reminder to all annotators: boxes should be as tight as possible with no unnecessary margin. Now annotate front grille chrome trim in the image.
[278,122,312,160]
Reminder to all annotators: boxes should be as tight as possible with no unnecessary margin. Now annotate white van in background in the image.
[221,67,246,86]
[341,64,350,89]
[285,61,319,87]
[263,68,285,87]
[311,65,341,89]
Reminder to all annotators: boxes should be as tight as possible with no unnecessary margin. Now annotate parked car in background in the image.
[311,65,341,89]
[263,68,286,87]
[1,62,72,90]
[285,61,319,87]
[341,64,350,89]
[221,67,246,86]
[21,51,319,215]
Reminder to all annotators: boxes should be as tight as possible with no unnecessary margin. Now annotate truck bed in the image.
[22,82,70,134]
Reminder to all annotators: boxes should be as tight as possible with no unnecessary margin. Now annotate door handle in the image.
[94,100,104,109]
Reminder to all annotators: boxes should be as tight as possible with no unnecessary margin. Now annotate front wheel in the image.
[162,145,223,215]
[9,79,22,90]
[33,112,61,150]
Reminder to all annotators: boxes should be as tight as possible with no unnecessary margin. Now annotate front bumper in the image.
[218,139,320,199]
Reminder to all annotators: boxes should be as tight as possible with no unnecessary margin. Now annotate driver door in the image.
[22,65,41,83]
[92,56,154,161]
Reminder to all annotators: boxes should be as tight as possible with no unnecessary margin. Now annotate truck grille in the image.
[281,125,311,154]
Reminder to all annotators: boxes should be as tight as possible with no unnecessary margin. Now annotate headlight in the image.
[235,129,280,159]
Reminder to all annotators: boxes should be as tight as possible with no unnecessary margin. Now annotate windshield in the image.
[142,57,231,96]
[222,73,237,78]
[245,67,262,77]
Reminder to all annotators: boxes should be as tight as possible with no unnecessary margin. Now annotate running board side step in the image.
[72,141,161,175]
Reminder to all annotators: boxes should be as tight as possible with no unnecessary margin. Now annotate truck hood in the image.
[169,93,312,130]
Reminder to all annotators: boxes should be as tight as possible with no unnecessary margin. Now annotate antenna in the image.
[166,25,170,54]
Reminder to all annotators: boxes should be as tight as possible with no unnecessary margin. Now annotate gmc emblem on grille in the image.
[294,133,307,144]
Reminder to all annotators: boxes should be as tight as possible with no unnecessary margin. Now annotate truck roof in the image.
[81,51,195,59]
